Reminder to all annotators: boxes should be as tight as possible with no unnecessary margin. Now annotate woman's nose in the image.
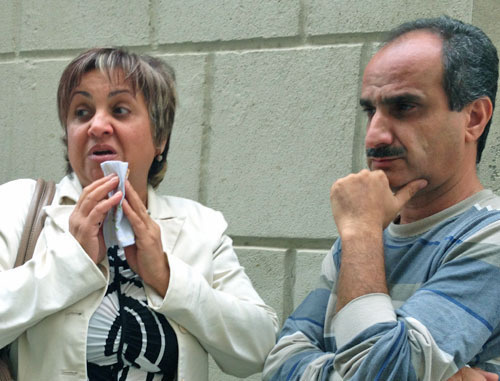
[364,111,394,148]
[88,111,113,137]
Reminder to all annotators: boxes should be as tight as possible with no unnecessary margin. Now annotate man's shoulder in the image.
[470,189,500,211]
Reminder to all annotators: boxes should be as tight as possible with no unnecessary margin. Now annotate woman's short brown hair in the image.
[57,47,177,188]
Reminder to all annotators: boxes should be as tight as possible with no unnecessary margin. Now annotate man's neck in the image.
[399,175,484,224]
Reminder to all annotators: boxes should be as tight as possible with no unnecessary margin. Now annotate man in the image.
[263,16,500,381]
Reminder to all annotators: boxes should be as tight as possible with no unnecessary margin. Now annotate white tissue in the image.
[100,161,135,248]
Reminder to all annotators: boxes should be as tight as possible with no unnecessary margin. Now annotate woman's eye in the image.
[114,106,130,116]
[75,108,90,119]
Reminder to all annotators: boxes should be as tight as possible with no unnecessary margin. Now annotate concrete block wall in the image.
[1,1,499,379]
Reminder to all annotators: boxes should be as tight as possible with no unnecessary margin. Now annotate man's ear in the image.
[464,96,493,143]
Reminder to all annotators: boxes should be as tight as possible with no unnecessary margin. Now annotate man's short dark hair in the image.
[386,15,499,163]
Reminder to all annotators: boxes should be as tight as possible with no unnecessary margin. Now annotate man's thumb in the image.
[395,179,428,206]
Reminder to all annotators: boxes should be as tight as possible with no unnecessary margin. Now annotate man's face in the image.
[360,31,469,194]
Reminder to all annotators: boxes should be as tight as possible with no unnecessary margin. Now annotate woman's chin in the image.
[76,169,106,188]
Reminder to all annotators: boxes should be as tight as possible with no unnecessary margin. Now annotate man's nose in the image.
[364,111,394,148]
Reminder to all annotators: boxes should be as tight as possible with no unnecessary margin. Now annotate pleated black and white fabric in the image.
[87,246,178,381]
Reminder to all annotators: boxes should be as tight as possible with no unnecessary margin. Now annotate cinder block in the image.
[0,59,68,184]
[0,2,16,53]
[235,246,288,324]
[307,0,472,36]
[294,249,331,308]
[205,46,362,239]
[156,0,300,44]
[472,0,500,47]
[156,53,207,201]
[478,111,500,193]
[19,0,149,51]
[473,0,500,193]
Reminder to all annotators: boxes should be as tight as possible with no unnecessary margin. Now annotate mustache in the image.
[366,146,406,158]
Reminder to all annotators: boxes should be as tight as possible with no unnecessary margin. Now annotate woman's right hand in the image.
[69,174,122,264]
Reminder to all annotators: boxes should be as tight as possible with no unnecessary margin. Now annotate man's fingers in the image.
[394,179,428,207]
[447,367,492,381]
[474,368,499,381]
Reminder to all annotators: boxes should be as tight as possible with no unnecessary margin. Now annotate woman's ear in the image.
[155,139,168,156]
[464,96,493,143]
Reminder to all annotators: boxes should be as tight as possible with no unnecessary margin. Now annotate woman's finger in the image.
[76,175,119,216]
[124,180,149,219]
[122,197,149,233]
[88,191,123,225]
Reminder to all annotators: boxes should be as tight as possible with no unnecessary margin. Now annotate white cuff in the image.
[332,293,396,348]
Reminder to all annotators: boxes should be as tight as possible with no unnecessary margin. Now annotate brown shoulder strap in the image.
[14,178,56,268]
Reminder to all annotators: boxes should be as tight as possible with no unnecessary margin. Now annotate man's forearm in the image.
[335,227,388,312]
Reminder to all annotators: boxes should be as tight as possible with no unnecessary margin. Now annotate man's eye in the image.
[362,107,375,117]
[397,103,415,112]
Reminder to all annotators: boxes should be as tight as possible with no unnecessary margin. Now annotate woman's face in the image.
[66,69,164,201]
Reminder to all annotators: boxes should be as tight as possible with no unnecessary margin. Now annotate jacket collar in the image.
[45,174,185,254]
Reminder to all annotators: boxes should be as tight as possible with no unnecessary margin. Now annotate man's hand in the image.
[330,169,427,236]
[447,367,499,381]
[331,169,427,312]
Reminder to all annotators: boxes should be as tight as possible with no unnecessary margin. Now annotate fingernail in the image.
[416,180,428,191]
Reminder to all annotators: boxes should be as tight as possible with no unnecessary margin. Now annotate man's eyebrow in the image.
[359,98,372,108]
[359,93,422,107]
[381,93,422,105]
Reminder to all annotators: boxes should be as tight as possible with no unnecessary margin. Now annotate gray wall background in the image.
[1,1,499,379]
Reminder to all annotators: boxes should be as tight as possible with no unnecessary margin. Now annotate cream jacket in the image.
[0,175,278,380]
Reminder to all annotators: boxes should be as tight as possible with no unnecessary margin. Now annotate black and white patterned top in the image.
[86,246,178,380]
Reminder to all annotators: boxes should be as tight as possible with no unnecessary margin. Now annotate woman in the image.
[0,48,278,380]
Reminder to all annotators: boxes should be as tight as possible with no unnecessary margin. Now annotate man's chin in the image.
[388,178,410,194]
[389,183,403,193]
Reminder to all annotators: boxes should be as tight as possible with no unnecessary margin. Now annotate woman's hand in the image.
[122,180,170,297]
[69,174,122,264]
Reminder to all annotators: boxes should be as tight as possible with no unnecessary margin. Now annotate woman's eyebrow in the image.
[68,90,92,105]
[109,89,133,98]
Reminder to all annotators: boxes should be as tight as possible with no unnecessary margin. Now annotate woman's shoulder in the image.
[0,178,37,202]
[151,193,227,228]
[0,179,38,247]
[157,194,223,217]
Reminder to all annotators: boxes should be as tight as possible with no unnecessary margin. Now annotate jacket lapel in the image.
[147,186,186,255]
[157,216,186,255]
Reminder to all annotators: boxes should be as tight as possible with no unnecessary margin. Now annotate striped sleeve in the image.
[331,224,500,380]
[264,220,500,380]
[263,246,338,380]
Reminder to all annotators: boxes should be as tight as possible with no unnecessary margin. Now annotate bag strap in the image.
[0,179,55,380]
[14,178,56,268]
[0,347,13,381]
[0,355,13,381]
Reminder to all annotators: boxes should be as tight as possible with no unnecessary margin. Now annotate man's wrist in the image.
[339,223,383,242]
